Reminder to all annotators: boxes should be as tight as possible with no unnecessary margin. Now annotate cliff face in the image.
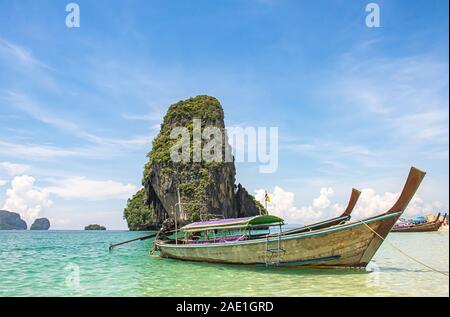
[30,218,50,230]
[124,95,266,230]
[235,184,267,218]
[0,210,27,230]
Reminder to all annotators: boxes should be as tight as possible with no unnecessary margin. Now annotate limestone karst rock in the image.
[0,210,27,230]
[30,218,50,230]
[124,95,266,230]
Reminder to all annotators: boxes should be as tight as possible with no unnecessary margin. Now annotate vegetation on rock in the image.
[124,95,267,230]
[123,188,158,231]
[84,224,106,230]
[144,95,226,180]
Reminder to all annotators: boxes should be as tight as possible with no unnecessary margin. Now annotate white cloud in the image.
[122,113,163,122]
[0,37,52,70]
[354,188,444,219]
[1,91,152,150]
[0,179,6,186]
[0,140,97,159]
[46,177,138,200]
[1,90,104,143]
[2,175,52,224]
[255,186,445,225]
[151,124,161,131]
[282,139,374,161]
[390,109,449,144]
[313,187,334,209]
[352,188,398,219]
[255,186,342,224]
[335,49,449,145]
[0,161,31,175]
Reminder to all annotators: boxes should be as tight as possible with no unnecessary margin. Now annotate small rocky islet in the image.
[123,95,266,231]
[30,218,51,230]
[0,210,27,230]
[2,96,265,232]
[84,224,107,230]
[0,210,50,230]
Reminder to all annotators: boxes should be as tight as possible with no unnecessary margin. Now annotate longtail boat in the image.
[269,188,361,237]
[154,167,425,268]
[392,212,446,233]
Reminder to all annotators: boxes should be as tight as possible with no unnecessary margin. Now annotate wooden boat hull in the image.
[155,167,426,268]
[392,220,443,232]
[157,213,399,268]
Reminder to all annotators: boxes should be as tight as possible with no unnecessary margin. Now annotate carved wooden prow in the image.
[341,188,361,217]
[385,167,426,215]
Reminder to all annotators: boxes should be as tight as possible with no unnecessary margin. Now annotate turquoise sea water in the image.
[0,229,448,297]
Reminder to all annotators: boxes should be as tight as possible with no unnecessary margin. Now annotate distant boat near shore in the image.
[392,213,447,233]
[439,216,449,232]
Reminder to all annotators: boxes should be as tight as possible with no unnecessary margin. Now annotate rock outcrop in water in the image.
[124,95,266,230]
[123,188,158,231]
[0,210,27,230]
[30,218,50,230]
[84,224,106,230]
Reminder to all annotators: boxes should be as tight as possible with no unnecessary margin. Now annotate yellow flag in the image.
[265,192,270,203]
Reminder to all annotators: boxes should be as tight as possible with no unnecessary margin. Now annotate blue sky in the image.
[0,0,448,229]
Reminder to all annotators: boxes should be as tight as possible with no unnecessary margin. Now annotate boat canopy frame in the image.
[180,215,284,233]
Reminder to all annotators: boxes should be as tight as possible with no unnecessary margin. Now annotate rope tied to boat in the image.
[359,219,449,277]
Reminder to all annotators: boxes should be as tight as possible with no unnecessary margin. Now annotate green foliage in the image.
[123,188,157,230]
[254,199,268,215]
[177,169,213,222]
[163,95,224,127]
[146,95,225,167]
[128,95,264,226]
[84,224,106,230]
[141,96,228,221]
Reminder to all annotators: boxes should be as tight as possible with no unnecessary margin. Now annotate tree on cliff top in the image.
[144,95,226,179]
[144,95,233,222]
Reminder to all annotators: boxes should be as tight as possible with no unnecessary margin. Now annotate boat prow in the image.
[275,188,361,237]
[341,188,362,217]
[383,167,426,215]
[155,167,426,268]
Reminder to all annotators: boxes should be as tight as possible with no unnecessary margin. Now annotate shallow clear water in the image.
[0,230,448,297]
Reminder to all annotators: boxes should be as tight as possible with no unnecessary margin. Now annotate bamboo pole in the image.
[109,233,157,251]
[109,228,180,251]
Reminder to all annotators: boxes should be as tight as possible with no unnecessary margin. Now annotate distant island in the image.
[0,210,27,230]
[30,218,51,230]
[84,224,106,230]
